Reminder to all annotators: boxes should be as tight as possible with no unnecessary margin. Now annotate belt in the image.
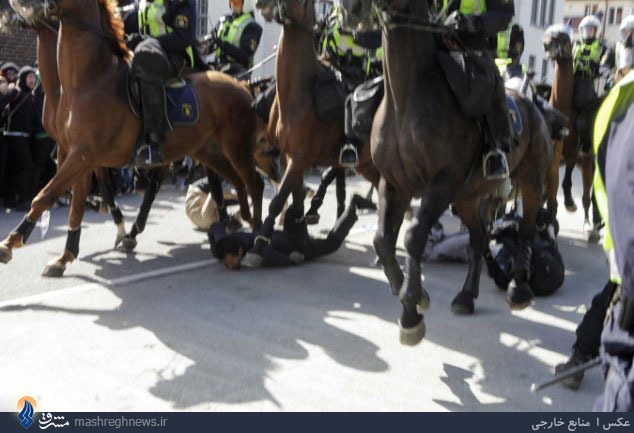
[3,131,30,138]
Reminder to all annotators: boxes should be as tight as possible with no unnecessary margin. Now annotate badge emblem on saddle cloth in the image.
[437,50,495,118]
[127,75,200,126]
[506,94,522,137]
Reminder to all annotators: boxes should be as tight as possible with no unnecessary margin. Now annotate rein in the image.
[44,0,120,47]
[371,1,452,35]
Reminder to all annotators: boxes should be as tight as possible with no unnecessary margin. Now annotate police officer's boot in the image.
[554,348,593,390]
[484,79,511,180]
[131,40,170,167]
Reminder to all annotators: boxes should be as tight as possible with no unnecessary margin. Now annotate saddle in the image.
[127,72,200,127]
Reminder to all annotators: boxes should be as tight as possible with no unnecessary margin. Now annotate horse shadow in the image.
[3,240,391,409]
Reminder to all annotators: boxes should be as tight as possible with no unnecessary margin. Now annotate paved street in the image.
[0,169,609,411]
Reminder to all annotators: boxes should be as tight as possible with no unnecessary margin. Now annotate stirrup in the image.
[339,143,359,168]
[135,144,163,167]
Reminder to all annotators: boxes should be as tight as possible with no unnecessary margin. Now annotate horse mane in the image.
[98,0,130,61]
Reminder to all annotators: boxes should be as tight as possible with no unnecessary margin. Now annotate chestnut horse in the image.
[342,0,553,345]
[1,0,264,276]
[543,25,600,240]
[242,0,380,267]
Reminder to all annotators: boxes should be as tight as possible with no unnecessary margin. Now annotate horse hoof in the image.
[507,280,533,310]
[450,292,475,315]
[241,252,263,268]
[305,213,320,225]
[399,317,426,346]
[0,245,12,264]
[121,236,137,251]
[564,201,577,213]
[42,263,65,278]
[587,226,601,244]
[416,289,431,313]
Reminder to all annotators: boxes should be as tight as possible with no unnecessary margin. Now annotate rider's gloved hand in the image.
[125,32,145,50]
[444,11,482,34]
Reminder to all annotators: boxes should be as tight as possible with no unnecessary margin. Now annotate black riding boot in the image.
[132,40,171,167]
[484,77,511,180]
[135,80,168,167]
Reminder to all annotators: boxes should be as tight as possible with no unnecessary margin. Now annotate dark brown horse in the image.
[242,0,380,267]
[1,0,264,275]
[342,0,553,345]
[542,24,600,240]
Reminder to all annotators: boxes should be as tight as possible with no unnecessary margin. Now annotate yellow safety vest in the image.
[592,71,634,284]
[323,16,367,60]
[573,39,601,76]
[365,47,383,76]
[138,0,193,66]
[442,0,487,16]
[215,13,256,67]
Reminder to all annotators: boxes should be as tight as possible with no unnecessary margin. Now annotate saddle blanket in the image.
[506,95,522,137]
[128,77,199,126]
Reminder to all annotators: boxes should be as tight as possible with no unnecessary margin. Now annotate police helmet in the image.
[579,15,601,42]
[620,15,634,41]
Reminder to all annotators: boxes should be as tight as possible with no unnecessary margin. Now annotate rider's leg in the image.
[483,74,511,180]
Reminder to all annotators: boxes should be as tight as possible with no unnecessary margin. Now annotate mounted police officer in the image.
[572,15,609,109]
[124,0,197,167]
[496,21,524,79]
[211,0,262,77]
[441,0,515,180]
[593,70,634,411]
[319,5,381,167]
[613,15,634,83]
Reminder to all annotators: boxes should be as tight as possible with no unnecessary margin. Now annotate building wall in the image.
[0,28,37,69]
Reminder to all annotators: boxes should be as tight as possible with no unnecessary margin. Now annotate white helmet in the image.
[620,15,634,41]
[579,15,601,41]
[242,0,255,14]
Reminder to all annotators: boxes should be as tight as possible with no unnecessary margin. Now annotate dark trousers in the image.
[5,136,33,203]
[30,136,55,199]
[303,203,358,261]
[574,280,619,357]
[0,135,7,199]
[486,72,513,152]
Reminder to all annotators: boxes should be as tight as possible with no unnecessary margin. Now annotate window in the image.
[197,0,208,37]
[529,55,536,71]
[531,0,556,28]
[616,8,623,25]
[608,7,615,25]
[585,4,599,16]
[541,59,549,82]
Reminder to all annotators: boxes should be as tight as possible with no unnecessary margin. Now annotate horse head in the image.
[256,0,311,25]
[543,24,574,61]
[340,0,411,31]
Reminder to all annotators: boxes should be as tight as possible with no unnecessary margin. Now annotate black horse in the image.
[341,0,553,345]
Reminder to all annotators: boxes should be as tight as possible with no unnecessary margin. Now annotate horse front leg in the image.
[42,172,92,277]
[562,159,577,212]
[121,167,165,251]
[95,168,126,248]
[546,139,564,225]
[451,197,488,315]
[241,160,304,268]
[373,177,406,296]
[0,151,90,265]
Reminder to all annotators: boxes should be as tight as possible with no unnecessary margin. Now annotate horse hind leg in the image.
[232,157,265,230]
[95,168,126,248]
[305,167,341,225]
[562,159,577,212]
[450,197,489,316]
[121,167,166,251]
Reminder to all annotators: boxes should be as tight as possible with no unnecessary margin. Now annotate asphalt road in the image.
[0,169,609,411]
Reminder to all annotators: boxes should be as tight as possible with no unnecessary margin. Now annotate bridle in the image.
[359,0,452,34]
[41,0,120,46]
[273,0,314,34]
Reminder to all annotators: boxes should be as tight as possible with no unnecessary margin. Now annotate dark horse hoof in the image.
[305,213,320,225]
[42,263,65,278]
[507,280,533,310]
[0,245,12,264]
[450,292,475,315]
[400,287,430,313]
[564,196,577,213]
[121,236,138,252]
[399,316,426,346]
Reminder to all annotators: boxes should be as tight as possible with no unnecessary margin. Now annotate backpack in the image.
[348,76,384,141]
[313,68,347,121]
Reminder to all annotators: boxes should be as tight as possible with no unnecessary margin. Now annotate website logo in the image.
[17,396,37,429]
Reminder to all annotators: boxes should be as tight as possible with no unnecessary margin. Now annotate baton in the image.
[530,357,601,394]
[236,52,277,80]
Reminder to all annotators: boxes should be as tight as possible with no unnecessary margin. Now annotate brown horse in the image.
[242,0,380,267]
[543,24,600,239]
[1,0,264,276]
[342,0,553,345]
